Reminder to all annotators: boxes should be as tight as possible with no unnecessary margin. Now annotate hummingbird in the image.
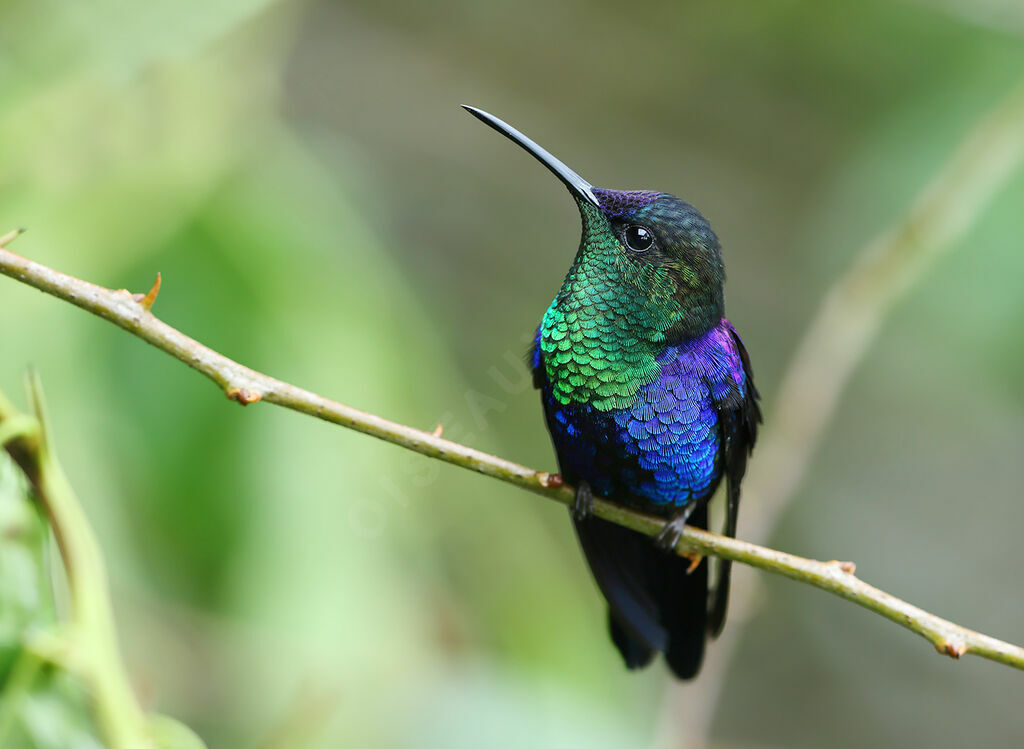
[464,106,761,678]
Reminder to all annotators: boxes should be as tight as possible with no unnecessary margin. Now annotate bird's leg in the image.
[654,501,699,556]
[571,480,594,522]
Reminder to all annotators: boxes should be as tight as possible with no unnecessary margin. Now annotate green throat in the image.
[540,203,684,411]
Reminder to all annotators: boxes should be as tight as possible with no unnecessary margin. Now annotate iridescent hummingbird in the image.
[465,106,760,678]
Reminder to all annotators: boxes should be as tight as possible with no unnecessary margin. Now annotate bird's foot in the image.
[654,504,697,553]
[571,481,594,522]
[654,518,685,552]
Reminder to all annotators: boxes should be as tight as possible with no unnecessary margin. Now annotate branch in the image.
[1,234,1022,672]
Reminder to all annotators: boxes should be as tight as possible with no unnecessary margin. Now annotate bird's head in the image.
[464,106,724,341]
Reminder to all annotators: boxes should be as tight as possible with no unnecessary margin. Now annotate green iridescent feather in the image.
[539,203,684,411]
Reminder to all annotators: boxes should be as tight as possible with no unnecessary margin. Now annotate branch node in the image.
[537,472,563,489]
[132,272,162,311]
[937,640,967,659]
[226,387,262,406]
[827,560,857,574]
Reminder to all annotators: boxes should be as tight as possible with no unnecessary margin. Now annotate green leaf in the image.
[11,670,104,749]
[148,714,209,749]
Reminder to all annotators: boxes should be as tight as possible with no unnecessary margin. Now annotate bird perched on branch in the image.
[465,106,760,678]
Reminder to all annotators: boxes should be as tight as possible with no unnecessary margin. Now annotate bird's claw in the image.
[654,503,698,553]
[654,518,685,552]
[571,481,594,522]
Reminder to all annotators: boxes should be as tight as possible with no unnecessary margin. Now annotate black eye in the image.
[623,225,654,252]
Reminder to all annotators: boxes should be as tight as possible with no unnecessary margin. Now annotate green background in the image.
[2,0,1023,746]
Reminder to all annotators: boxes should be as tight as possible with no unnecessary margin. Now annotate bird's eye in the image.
[622,225,654,252]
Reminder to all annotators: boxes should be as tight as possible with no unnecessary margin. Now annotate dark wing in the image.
[707,326,761,636]
[528,326,545,389]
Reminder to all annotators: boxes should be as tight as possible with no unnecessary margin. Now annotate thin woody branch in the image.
[1,234,1022,671]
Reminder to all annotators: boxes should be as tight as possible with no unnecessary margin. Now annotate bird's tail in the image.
[573,504,709,679]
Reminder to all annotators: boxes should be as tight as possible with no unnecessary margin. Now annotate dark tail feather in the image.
[573,515,668,655]
[661,503,709,680]
[707,557,732,638]
[708,421,751,637]
[573,504,710,680]
[609,614,655,670]
[708,477,740,637]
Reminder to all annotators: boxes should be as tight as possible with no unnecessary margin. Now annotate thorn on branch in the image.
[132,272,162,311]
[0,227,26,246]
[431,423,444,437]
[226,387,261,405]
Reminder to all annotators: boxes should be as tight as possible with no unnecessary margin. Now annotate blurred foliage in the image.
[0,453,103,748]
[1,0,1023,747]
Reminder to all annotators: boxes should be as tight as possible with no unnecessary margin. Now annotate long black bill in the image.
[462,105,600,208]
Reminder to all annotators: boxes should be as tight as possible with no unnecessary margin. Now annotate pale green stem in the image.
[0,377,157,748]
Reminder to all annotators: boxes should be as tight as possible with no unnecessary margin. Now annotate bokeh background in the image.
[2,1,1024,747]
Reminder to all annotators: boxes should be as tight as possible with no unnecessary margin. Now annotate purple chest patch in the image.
[542,320,748,511]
